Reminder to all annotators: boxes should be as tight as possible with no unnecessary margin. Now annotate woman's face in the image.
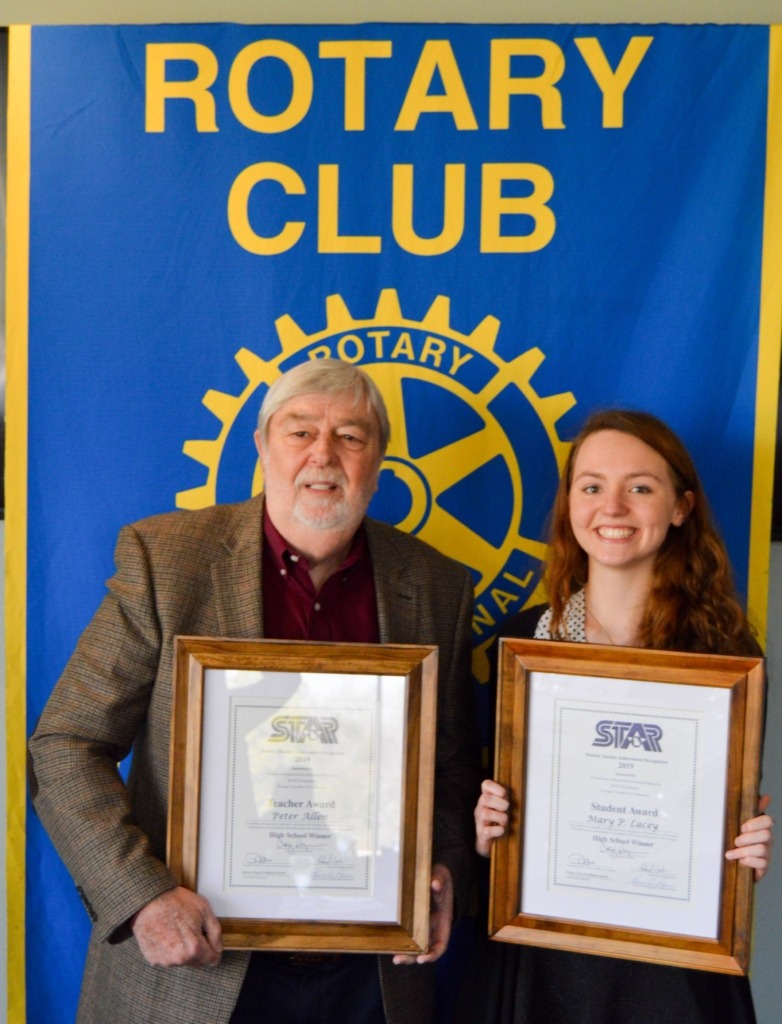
[568,429,693,574]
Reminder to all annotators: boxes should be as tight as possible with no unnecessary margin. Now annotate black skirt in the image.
[457,936,757,1024]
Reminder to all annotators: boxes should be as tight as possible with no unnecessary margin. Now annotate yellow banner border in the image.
[6,23,31,1024]
[748,24,782,644]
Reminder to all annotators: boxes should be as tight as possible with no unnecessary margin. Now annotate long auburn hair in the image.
[546,410,757,654]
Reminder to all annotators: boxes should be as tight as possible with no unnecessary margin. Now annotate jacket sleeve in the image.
[28,525,179,943]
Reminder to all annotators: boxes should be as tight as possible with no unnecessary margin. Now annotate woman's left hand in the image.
[724,794,774,882]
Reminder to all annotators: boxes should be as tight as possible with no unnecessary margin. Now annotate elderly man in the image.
[28,359,479,1024]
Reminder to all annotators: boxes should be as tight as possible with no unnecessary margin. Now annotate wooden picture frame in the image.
[168,636,438,953]
[489,638,765,974]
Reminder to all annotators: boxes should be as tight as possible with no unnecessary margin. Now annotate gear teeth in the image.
[176,483,215,510]
[235,347,280,386]
[509,348,545,378]
[539,391,577,424]
[466,315,501,357]
[202,389,242,421]
[275,313,310,350]
[183,439,220,466]
[373,289,404,323]
[472,637,494,687]
[480,347,544,404]
[325,294,355,330]
[421,295,451,330]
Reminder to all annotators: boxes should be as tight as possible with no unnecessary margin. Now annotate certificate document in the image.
[225,696,378,895]
[521,672,731,939]
[550,702,697,901]
[197,668,406,923]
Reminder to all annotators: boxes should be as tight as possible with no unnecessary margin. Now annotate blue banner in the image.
[9,22,782,1022]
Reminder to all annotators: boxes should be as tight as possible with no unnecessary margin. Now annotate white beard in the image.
[291,469,377,532]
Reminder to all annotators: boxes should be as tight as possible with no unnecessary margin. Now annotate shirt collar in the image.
[262,509,368,576]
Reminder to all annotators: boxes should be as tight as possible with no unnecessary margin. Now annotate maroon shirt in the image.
[262,511,380,643]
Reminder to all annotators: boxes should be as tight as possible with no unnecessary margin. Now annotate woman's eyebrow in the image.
[572,469,664,482]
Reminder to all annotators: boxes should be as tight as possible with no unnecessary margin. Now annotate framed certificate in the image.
[489,639,765,974]
[168,637,438,953]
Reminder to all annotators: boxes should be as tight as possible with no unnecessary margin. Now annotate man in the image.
[28,359,479,1024]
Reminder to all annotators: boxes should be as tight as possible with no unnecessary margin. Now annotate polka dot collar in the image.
[535,589,587,643]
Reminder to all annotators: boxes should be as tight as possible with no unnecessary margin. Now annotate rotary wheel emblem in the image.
[178,289,576,676]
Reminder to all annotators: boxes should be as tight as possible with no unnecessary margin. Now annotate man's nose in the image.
[308,434,337,463]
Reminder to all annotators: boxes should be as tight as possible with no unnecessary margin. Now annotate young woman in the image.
[472,410,774,1024]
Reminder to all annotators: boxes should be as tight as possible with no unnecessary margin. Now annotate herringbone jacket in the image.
[29,494,479,1024]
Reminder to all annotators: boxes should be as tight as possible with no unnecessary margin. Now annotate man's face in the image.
[255,390,383,538]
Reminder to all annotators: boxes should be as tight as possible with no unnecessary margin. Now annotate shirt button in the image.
[279,568,287,576]
[313,602,321,612]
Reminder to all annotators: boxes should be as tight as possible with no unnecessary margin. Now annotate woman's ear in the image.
[672,490,695,527]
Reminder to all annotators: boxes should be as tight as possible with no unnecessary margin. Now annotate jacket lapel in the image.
[366,521,421,644]
[211,495,266,638]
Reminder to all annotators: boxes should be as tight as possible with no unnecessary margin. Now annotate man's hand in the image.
[392,863,454,966]
[131,886,223,967]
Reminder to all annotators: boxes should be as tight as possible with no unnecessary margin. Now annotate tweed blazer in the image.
[29,494,479,1024]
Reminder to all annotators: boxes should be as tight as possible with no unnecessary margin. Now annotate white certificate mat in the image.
[200,669,404,922]
[521,672,730,938]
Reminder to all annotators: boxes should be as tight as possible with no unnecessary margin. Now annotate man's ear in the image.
[254,429,265,461]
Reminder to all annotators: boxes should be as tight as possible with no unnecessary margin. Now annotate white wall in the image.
[750,543,782,1024]
[0,522,6,1016]
[2,0,782,23]
[1,24,8,1021]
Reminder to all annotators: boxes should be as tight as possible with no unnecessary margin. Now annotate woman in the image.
[473,410,773,1024]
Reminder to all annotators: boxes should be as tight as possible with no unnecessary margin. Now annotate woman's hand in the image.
[475,779,510,858]
[725,794,774,882]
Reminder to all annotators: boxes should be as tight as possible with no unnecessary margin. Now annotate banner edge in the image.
[5,23,31,1024]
